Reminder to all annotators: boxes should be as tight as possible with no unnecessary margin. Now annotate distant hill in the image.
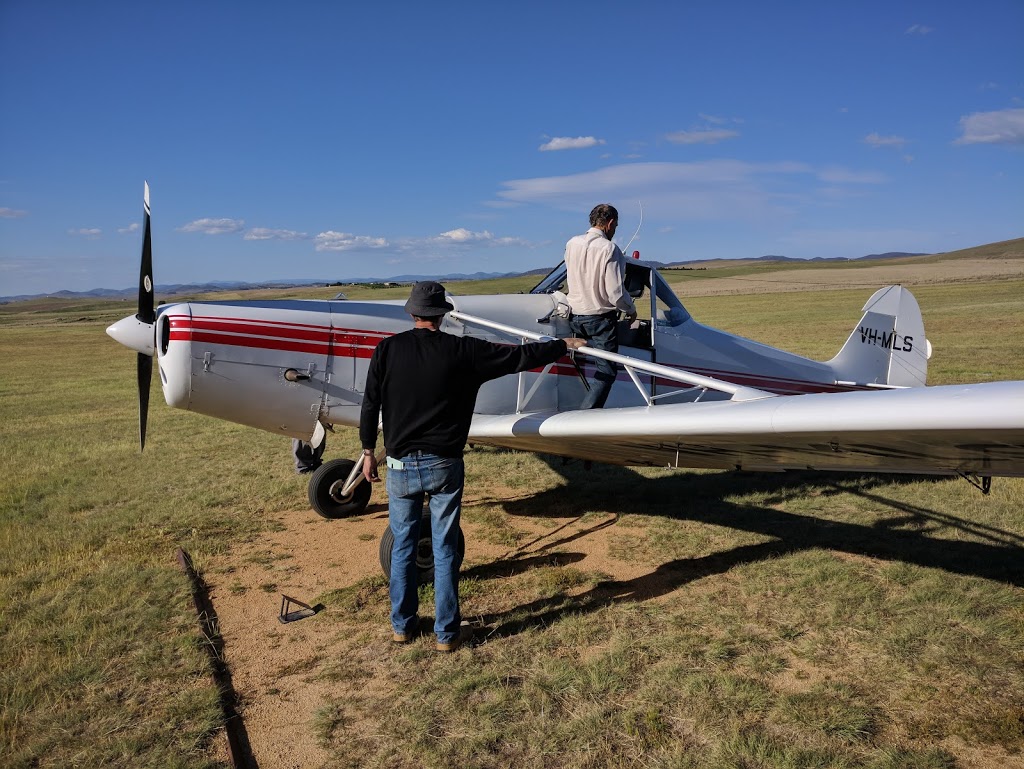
[3,237,1020,303]
[661,251,929,269]
[0,271,521,303]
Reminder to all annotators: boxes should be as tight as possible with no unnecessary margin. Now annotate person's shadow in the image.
[471,459,1024,639]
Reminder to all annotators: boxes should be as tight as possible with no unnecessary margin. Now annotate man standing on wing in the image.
[564,203,637,409]
[359,281,586,652]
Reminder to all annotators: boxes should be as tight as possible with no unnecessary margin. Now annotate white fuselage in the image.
[152,286,855,443]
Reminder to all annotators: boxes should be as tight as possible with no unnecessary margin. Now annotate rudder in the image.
[827,285,930,387]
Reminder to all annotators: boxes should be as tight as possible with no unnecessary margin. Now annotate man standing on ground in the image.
[564,203,637,408]
[358,281,586,652]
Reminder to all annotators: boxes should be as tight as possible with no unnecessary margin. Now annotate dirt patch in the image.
[208,496,648,768]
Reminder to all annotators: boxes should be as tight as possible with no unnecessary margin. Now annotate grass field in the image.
[0,260,1022,768]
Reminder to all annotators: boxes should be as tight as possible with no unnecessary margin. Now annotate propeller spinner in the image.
[106,182,156,450]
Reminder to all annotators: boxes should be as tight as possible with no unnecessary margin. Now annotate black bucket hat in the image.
[404,281,454,317]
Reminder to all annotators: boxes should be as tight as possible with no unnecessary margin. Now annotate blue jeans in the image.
[569,313,619,409]
[386,452,465,643]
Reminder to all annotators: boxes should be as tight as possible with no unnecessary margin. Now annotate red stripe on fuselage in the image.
[167,315,858,395]
[167,314,388,356]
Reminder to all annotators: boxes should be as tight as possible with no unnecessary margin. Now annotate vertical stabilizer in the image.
[827,285,930,387]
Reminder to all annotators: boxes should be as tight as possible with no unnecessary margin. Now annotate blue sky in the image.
[1,1,1022,296]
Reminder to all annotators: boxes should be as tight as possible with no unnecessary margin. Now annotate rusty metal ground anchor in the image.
[278,594,323,624]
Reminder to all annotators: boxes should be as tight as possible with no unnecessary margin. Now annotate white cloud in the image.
[314,231,389,252]
[117,222,140,234]
[244,228,309,241]
[497,159,888,223]
[178,218,245,235]
[436,228,488,243]
[539,136,606,152]
[68,228,101,238]
[665,129,739,145]
[697,113,743,126]
[698,113,727,125]
[954,108,1024,146]
[0,207,28,219]
[863,132,907,149]
[905,24,934,35]
[499,160,812,221]
[817,166,887,184]
[430,228,530,247]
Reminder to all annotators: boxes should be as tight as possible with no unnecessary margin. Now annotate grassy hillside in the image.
[662,237,1024,282]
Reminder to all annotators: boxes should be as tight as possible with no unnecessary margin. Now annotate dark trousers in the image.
[292,438,325,474]
[569,312,618,409]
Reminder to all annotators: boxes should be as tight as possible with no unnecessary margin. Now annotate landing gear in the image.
[307,459,372,518]
[958,471,993,495]
[378,512,466,584]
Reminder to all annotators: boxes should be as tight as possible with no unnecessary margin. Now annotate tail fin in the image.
[828,285,931,387]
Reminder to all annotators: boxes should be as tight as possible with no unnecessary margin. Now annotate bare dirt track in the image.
[208,508,384,769]
[209,499,642,768]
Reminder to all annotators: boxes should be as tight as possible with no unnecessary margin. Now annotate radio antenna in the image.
[622,200,643,254]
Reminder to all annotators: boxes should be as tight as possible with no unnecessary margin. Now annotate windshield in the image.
[531,259,690,326]
[530,261,567,295]
[650,269,690,326]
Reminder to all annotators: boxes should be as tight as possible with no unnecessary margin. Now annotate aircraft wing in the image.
[469,381,1024,478]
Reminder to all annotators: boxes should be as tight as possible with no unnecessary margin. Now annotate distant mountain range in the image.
[0,254,928,303]
[0,271,529,303]
[662,251,926,268]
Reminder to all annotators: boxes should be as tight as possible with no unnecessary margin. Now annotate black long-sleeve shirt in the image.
[359,328,568,459]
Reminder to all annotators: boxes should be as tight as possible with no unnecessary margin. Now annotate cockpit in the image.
[530,257,690,350]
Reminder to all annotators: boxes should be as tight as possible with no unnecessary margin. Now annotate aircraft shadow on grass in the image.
[470,457,1024,639]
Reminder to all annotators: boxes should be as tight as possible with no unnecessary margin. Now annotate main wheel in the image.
[378,513,465,584]
[308,459,372,519]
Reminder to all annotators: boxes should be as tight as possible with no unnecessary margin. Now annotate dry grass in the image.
[0,254,1022,768]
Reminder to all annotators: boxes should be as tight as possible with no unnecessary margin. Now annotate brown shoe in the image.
[392,620,421,644]
[393,631,414,644]
[435,626,473,653]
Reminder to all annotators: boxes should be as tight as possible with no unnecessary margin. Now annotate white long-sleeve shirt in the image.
[564,227,637,316]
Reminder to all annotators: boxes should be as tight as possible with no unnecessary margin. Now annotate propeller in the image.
[106,182,156,451]
[137,183,154,449]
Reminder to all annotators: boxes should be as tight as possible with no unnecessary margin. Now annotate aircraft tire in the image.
[378,513,465,585]
[308,459,372,519]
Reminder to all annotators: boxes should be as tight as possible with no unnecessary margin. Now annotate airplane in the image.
[107,185,1024,577]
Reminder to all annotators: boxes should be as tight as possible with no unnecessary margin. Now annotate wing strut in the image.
[448,310,772,405]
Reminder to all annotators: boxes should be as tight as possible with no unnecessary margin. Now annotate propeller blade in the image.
[137,352,152,451]
[138,181,155,324]
[138,182,154,451]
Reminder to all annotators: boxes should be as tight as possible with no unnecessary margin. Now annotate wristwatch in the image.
[362,449,373,456]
